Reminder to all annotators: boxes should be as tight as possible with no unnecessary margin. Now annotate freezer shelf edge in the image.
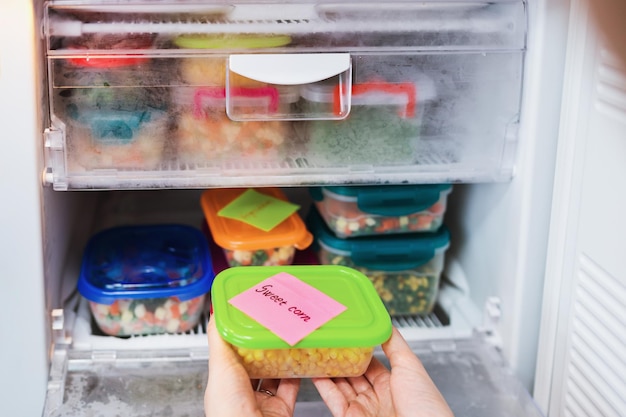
[41,328,545,417]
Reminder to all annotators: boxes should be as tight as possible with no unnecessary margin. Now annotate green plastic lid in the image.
[211,265,392,349]
[173,34,292,49]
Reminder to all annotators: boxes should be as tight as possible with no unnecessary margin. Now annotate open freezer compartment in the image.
[44,271,537,417]
[41,188,543,417]
[41,0,526,190]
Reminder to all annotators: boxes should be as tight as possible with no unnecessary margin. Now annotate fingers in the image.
[207,317,303,416]
[382,327,454,417]
[344,375,374,396]
[207,315,252,381]
[363,357,390,388]
[256,378,300,406]
[257,378,280,396]
[276,378,301,406]
[382,327,428,375]
[205,315,258,416]
[312,378,349,417]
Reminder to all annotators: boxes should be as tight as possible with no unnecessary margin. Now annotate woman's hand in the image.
[205,315,301,417]
[312,327,454,417]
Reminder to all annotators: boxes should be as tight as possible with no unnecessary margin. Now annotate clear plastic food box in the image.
[308,207,450,316]
[54,55,171,171]
[211,265,392,378]
[77,224,214,337]
[310,184,452,237]
[302,78,436,165]
[200,188,313,266]
[173,85,299,163]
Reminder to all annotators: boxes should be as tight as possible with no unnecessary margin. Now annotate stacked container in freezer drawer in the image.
[308,185,452,316]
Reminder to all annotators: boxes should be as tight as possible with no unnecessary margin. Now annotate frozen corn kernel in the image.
[230,345,374,378]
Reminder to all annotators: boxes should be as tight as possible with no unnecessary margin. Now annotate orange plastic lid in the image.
[201,188,313,251]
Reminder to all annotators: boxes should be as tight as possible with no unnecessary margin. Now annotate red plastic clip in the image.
[193,86,280,118]
[333,81,417,118]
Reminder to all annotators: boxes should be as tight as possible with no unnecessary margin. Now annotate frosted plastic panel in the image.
[43,334,544,417]
[43,1,526,189]
[45,1,525,51]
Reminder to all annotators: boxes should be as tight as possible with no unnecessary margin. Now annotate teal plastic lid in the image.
[307,206,450,271]
[309,184,452,216]
[211,265,392,349]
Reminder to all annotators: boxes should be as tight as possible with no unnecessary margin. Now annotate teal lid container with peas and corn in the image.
[309,184,452,238]
[211,265,392,379]
[307,206,450,316]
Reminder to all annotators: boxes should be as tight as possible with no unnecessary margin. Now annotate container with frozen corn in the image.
[174,85,299,163]
[77,224,214,337]
[308,207,450,316]
[211,265,392,378]
[201,188,313,266]
[310,184,452,237]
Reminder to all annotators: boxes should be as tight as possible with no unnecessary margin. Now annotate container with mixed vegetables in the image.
[308,207,450,316]
[77,224,214,337]
[310,184,452,237]
[201,187,313,267]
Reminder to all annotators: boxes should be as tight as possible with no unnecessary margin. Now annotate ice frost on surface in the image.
[47,335,544,417]
[52,362,207,417]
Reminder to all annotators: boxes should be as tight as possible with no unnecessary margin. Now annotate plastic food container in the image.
[174,34,292,86]
[211,265,392,378]
[174,86,298,163]
[55,50,171,171]
[308,207,450,316]
[310,184,452,237]
[303,78,435,165]
[67,108,169,170]
[201,188,313,266]
[77,225,214,336]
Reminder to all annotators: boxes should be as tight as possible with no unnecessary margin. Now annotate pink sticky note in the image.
[228,272,347,346]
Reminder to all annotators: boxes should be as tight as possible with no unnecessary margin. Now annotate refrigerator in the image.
[0,0,624,416]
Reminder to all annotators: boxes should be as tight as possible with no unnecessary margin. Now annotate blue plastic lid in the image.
[67,106,164,143]
[78,225,214,305]
[309,184,452,216]
[307,207,450,271]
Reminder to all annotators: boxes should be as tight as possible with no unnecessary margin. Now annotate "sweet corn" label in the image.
[228,272,347,345]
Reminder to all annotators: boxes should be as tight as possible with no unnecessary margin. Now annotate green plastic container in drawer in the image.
[211,265,392,378]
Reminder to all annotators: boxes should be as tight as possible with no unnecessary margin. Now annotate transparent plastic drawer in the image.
[43,0,526,189]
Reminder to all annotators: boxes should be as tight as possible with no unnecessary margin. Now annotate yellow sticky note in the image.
[218,189,300,231]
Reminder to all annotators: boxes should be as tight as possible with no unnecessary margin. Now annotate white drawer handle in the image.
[229,53,351,85]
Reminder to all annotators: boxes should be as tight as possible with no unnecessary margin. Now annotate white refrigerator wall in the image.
[0,0,594,416]
[0,1,47,416]
[534,0,626,415]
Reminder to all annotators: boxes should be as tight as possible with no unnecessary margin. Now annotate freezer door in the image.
[534,1,626,415]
